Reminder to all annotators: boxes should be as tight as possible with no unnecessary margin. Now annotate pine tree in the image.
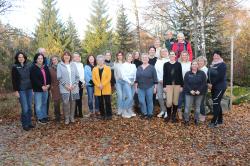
[34,0,64,55]
[83,0,112,55]
[115,4,133,53]
[64,16,81,52]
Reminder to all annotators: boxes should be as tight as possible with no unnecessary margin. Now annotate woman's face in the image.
[105,53,111,61]
[177,35,184,43]
[161,50,168,58]
[64,54,71,63]
[37,55,44,65]
[191,62,199,71]
[127,54,133,63]
[88,56,95,64]
[181,53,188,62]
[117,53,123,61]
[18,54,25,64]
[169,52,176,61]
[73,54,81,62]
[148,48,156,56]
[97,58,104,66]
[198,59,205,68]
[141,55,149,64]
[134,52,140,59]
[52,57,58,65]
[213,53,221,62]
[154,39,161,48]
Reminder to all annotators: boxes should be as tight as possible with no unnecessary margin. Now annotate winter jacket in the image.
[172,41,193,61]
[208,62,227,90]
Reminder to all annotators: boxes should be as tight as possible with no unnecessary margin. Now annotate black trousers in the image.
[75,81,83,117]
[98,95,112,117]
[53,100,61,121]
[211,88,226,124]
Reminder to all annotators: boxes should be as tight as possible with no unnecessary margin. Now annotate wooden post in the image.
[230,36,234,111]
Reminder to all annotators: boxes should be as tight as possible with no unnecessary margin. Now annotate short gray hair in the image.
[196,56,208,66]
[96,54,105,62]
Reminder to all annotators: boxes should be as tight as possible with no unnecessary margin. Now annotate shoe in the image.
[147,115,153,120]
[70,117,75,123]
[117,109,123,116]
[23,126,31,131]
[184,121,189,126]
[38,119,47,125]
[208,122,217,128]
[28,125,35,128]
[165,107,172,123]
[194,119,199,126]
[140,114,147,119]
[65,119,70,125]
[157,111,165,118]
[199,115,206,122]
[106,116,112,120]
[122,113,132,118]
[172,105,178,123]
[177,110,183,120]
[163,112,168,119]
[217,121,223,127]
[128,108,136,117]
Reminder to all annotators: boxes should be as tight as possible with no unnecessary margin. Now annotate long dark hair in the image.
[14,51,27,64]
[86,54,97,66]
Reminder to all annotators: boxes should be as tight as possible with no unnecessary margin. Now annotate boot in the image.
[172,105,178,123]
[165,107,172,123]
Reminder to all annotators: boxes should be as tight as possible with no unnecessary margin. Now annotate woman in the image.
[135,53,158,119]
[49,56,61,122]
[155,49,169,118]
[92,55,112,120]
[172,33,193,61]
[12,51,34,131]
[73,52,85,118]
[121,53,137,118]
[57,51,80,125]
[154,38,162,58]
[114,51,125,116]
[163,51,183,123]
[148,46,158,66]
[177,51,191,120]
[208,50,227,128]
[197,56,208,122]
[84,55,99,117]
[30,53,51,125]
[183,60,207,126]
[132,51,142,68]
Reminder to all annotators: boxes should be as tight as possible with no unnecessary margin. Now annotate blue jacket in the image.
[84,64,94,87]
[208,62,227,90]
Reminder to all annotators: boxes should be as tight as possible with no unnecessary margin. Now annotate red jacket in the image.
[172,41,193,61]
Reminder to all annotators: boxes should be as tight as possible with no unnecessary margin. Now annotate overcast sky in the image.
[0,0,249,39]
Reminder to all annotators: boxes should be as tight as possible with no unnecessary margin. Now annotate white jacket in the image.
[121,62,137,84]
[74,62,85,83]
[155,58,170,81]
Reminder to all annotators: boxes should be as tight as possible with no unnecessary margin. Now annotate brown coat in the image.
[49,66,60,101]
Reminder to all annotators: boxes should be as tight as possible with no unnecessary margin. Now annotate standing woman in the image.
[121,53,137,118]
[12,51,34,131]
[84,55,99,117]
[208,50,227,128]
[114,51,125,116]
[57,51,80,125]
[183,60,207,126]
[197,56,208,122]
[30,53,51,124]
[148,46,157,66]
[154,38,162,58]
[177,51,191,119]
[49,56,61,122]
[163,51,183,123]
[135,53,158,119]
[92,55,112,120]
[155,49,170,118]
[73,52,85,118]
[132,51,142,68]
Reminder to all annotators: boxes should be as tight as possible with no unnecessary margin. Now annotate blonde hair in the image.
[159,48,169,59]
[179,51,190,63]
[196,56,208,66]
[126,53,133,61]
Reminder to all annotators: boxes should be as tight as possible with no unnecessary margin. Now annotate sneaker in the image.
[147,115,153,120]
[163,112,168,119]
[194,119,199,126]
[184,121,189,126]
[65,119,70,125]
[106,116,112,120]
[128,108,136,117]
[199,115,206,122]
[117,109,123,116]
[177,111,183,120]
[157,111,165,118]
[208,122,217,128]
[38,119,47,125]
[122,111,132,118]
[23,126,31,131]
[70,117,75,123]
[28,125,35,129]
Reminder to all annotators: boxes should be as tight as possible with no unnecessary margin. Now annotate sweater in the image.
[183,70,207,95]
[74,62,85,83]
[135,65,158,89]
[121,62,137,84]
[163,61,183,87]
[114,62,123,80]
[30,64,51,92]
[133,59,142,68]
[155,58,170,81]
[180,61,191,79]
[148,57,157,66]
[12,62,32,91]
[208,62,227,90]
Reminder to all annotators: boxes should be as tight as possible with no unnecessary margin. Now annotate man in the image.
[164,31,175,51]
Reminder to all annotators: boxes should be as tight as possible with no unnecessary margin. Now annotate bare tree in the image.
[0,0,15,15]
[132,0,141,51]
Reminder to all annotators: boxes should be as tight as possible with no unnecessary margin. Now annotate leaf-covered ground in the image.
[0,93,249,165]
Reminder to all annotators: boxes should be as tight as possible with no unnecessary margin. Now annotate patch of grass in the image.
[0,93,20,120]
[226,86,250,105]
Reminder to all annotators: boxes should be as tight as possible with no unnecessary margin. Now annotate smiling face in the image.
[213,53,221,62]
[166,31,173,39]
[63,53,71,63]
[88,56,95,64]
[105,52,111,61]
[191,61,199,71]
[148,48,156,56]
[141,54,149,64]
[169,52,176,62]
[37,55,44,65]
[154,39,161,48]
[134,52,140,60]
[198,59,205,68]
[127,54,133,63]
[73,54,81,62]
[17,54,25,64]
[160,49,169,59]
[181,52,188,62]
[117,53,123,62]
[51,57,58,65]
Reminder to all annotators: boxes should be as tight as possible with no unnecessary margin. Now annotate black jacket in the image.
[208,62,227,90]
[183,70,207,95]
[163,61,183,87]
[133,59,142,68]
[148,57,157,66]
[11,62,32,91]
[30,64,51,92]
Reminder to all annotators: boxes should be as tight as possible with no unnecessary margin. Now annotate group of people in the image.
[11,32,227,131]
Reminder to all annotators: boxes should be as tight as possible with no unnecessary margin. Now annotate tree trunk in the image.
[192,0,199,58]
[198,0,206,57]
[132,0,141,52]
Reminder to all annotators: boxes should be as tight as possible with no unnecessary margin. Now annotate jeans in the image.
[211,88,226,124]
[184,95,203,122]
[157,83,166,112]
[116,79,125,110]
[75,81,83,116]
[138,86,154,116]
[62,94,76,122]
[34,91,48,120]
[98,95,112,117]
[123,82,134,110]
[19,89,33,127]
[177,91,185,110]
[200,91,207,116]
[86,86,99,113]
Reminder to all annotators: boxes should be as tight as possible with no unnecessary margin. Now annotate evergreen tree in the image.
[115,4,133,53]
[34,0,64,55]
[83,0,112,55]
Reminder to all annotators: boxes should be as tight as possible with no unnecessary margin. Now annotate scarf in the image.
[211,59,224,67]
